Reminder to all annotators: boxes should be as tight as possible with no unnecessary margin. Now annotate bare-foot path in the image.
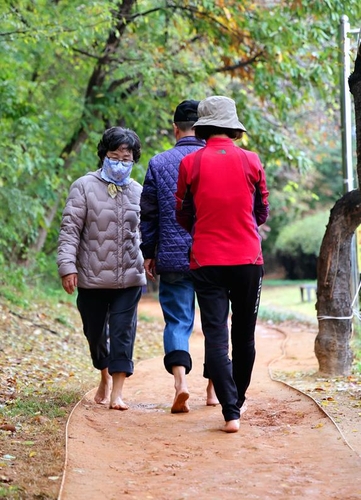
[58,298,361,500]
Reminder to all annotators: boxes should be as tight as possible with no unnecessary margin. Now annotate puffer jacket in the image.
[57,170,146,289]
[140,136,205,273]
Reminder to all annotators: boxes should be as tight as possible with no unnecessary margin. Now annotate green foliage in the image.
[0,253,64,308]
[273,211,330,278]
[275,211,330,258]
[3,391,77,420]
[0,486,22,499]
[0,0,361,266]
[0,188,44,263]
[262,131,344,260]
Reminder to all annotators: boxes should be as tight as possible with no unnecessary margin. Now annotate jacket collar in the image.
[175,136,205,148]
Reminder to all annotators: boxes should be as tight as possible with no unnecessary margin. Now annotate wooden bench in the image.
[299,283,317,302]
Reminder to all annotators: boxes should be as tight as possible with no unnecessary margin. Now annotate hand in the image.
[61,273,78,294]
[144,259,156,282]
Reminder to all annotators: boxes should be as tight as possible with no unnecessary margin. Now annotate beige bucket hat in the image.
[193,95,247,132]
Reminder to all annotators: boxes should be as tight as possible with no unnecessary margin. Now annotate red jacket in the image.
[175,137,269,269]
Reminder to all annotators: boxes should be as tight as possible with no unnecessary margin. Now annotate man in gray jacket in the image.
[140,100,218,413]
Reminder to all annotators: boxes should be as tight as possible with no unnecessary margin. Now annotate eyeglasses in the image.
[107,145,133,160]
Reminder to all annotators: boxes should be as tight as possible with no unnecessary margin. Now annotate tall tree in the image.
[1,0,361,265]
[32,0,137,253]
[315,38,361,375]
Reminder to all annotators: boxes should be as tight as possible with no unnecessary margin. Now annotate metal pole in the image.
[339,15,358,308]
[339,15,354,193]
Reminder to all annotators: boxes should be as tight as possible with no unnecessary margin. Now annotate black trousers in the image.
[77,286,142,376]
[191,265,263,421]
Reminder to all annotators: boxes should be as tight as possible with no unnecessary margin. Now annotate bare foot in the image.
[221,419,240,433]
[94,375,112,405]
[206,380,219,406]
[109,397,129,411]
[171,390,190,413]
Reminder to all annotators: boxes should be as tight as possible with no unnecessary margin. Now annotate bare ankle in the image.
[206,380,219,406]
[221,419,240,433]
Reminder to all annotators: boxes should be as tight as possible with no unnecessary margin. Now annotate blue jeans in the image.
[191,265,263,421]
[159,272,195,374]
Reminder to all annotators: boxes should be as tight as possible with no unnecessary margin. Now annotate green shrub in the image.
[274,211,330,279]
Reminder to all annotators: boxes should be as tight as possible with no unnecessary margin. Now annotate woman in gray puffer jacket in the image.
[57,127,146,411]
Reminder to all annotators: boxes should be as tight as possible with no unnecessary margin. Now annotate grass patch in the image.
[260,281,317,323]
[258,307,316,325]
[0,486,24,499]
[4,391,82,420]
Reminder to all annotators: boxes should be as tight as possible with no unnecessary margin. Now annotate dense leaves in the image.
[1,0,361,266]
[274,210,330,278]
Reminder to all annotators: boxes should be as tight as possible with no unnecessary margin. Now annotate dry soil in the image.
[57,297,361,500]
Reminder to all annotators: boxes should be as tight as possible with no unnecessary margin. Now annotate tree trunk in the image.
[315,41,361,375]
[315,190,361,375]
[30,0,137,255]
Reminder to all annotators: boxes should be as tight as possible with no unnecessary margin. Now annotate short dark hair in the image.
[194,126,243,141]
[174,121,197,132]
[97,127,141,162]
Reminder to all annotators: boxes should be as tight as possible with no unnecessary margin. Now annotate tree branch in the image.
[215,51,264,73]
[130,3,249,41]
[107,76,136,93]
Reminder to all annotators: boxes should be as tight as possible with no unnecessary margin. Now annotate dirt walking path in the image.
[57,298,361,500]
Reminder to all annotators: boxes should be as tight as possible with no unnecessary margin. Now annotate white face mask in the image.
[101,157,134,186]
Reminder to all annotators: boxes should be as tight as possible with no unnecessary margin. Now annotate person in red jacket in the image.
[175,95,269,433]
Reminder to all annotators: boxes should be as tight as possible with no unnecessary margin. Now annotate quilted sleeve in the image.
[57,179,87,278]
[140,159,159,258]
[175,159,195,234]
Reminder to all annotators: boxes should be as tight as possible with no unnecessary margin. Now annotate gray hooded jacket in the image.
[57,170,146,289]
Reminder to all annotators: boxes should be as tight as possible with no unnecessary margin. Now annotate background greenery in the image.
[1,0,361,286]
[1,5,361,494]
[260,279,318,323]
